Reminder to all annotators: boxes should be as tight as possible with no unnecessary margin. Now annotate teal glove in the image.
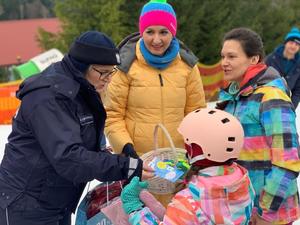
[121,176,148,214]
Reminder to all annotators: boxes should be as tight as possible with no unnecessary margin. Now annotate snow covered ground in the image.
[0,106,300,224]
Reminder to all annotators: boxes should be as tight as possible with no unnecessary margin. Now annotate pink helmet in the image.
[178,108,244,164]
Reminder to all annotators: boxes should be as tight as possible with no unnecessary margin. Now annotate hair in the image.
[175,165,201,193]
[223,27,265,62]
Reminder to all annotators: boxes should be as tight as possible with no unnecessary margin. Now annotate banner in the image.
[198,61,227,102]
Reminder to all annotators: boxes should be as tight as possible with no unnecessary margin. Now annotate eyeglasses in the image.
[92,67,117,79]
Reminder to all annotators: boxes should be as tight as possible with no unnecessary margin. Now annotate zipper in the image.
[158,73,164,147]
[158,74,164,86]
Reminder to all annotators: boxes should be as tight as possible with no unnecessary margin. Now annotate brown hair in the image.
[223,27,265,62]
[175,159,234,193]
[175,165,201,193]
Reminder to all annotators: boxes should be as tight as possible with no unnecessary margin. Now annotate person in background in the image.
[265,27,300,109]
[121,108,255,225]
[218,27,300,225]
[0,31,153,225]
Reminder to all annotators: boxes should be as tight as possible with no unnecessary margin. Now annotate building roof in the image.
[0,18,61,66]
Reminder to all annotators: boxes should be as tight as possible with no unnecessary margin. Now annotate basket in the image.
[140,123,186,194]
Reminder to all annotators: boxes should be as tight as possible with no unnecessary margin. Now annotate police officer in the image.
[0,31,153,225]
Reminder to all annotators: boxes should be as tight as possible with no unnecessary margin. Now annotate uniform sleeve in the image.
[128,191,199,225]
[26,98,142,184]
[259,87,300,216]
[185,65,206,115]
[104,70,133,154]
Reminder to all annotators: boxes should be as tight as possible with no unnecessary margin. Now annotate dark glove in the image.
[122,143,139,159]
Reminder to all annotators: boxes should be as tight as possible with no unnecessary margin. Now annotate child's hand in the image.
[121,176,148,214]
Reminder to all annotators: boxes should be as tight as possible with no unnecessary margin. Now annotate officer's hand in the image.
[141,163,154,180]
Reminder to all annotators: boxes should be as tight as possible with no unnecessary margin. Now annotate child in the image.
[121,108,255,225]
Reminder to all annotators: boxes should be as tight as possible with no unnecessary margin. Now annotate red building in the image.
[0,18,61,124]
[0,18,61,67]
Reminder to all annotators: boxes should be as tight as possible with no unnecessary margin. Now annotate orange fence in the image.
[0,80,22,124]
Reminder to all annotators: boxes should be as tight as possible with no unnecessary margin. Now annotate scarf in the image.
[228,63,267,95]
[139,37,180,70]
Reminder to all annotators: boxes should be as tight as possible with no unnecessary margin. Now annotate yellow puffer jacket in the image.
[105,34,206,155]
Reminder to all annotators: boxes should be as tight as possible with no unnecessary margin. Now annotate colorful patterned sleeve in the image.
[163,192,200,225]
[259,87,300,216]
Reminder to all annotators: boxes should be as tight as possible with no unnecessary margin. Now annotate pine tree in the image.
[39,0,125,53]
[37,0,300,63]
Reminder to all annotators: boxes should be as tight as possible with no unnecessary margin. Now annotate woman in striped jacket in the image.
[121,108,255,225]
[218,27,300,224]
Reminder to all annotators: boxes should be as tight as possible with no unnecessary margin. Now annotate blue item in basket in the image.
[149,157,184,183]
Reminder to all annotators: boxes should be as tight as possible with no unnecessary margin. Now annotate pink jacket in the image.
[129,163,254,225]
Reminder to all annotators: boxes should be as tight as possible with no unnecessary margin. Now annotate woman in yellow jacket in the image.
[105,0,205,158]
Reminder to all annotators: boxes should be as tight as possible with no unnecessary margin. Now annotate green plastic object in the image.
[150,0,167,3]
[12,61,40,79]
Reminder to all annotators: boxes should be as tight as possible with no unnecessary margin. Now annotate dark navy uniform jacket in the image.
[0,56,142,213]
[266,45,300,108]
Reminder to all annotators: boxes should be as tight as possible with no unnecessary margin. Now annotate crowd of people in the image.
[0,0,299,224]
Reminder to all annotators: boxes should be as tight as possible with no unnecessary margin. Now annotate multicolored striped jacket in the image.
[218,66,300,224]
[128,163,254,225]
